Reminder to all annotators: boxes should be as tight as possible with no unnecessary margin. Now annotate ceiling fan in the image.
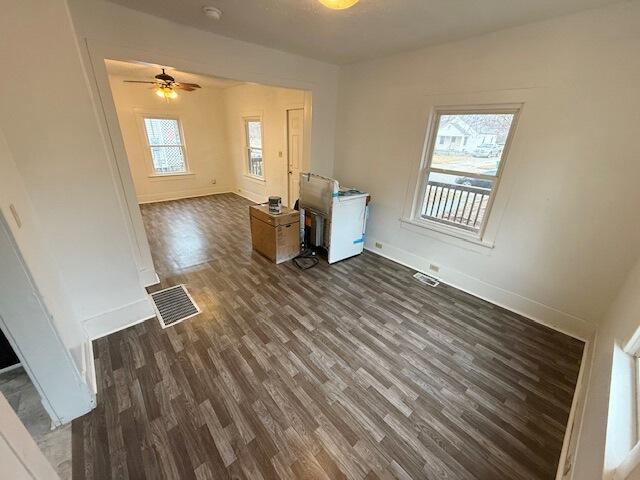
[124,68,201,99]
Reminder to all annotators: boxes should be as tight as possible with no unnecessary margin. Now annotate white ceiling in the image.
[105,59,242,88]
[107,0,622,64]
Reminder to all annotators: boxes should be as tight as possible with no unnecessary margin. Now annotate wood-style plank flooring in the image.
[72,193,584,480]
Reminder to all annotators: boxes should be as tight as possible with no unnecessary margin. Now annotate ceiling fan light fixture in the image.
[318,0,359,10]
[155,85,178,100]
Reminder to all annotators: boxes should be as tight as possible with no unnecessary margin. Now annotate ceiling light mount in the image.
[318,0,359,10]
[202,5,222,20]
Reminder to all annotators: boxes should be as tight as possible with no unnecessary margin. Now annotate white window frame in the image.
[614,333,640,480]
[243,116,265,181]
[139,114,190,177]
[408,104,521,243]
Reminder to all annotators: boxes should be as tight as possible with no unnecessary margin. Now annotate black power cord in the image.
[291,200,320,270]
[293,247,319,270]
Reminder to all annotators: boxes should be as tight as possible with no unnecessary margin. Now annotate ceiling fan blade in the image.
[124,80,157,84]
[174,85,196,91]
[177,82,201,88]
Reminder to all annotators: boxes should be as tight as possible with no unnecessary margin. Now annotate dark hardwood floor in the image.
[72,193,584,480]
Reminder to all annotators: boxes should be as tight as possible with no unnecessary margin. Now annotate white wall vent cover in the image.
[150,284,200,328]
[413,272,440,287]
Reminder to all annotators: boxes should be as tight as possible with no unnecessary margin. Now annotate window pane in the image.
[430,113,515,175]
[247,121,262,149]
[144,118,182,146]
[150,146,186,173]
[248,148,263,177]
[422,172,493,232]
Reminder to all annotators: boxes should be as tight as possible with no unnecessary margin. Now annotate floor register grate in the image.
[413,272,440,287]
[150,284,200,329]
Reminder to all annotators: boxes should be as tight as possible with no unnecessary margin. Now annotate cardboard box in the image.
[249,205,300,264]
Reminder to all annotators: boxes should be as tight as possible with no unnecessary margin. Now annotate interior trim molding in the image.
[137,186,233,205]
[555,340,592,480]
[364,237,594,341]
[81,341,98,398]
[82,297,155,340]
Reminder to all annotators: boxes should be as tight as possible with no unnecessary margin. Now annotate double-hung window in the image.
[244,118,264,179]
[142,117,188,175]
[412,106,520,239]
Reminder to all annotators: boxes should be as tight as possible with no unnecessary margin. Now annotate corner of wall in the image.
[82,295,155,340]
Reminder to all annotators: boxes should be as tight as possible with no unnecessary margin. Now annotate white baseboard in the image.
[137,186,233,204]
[557,340,593,480]
[235,188,266,204]
[139,267,160,288]
[82,297,155,340]
[80,341,98,398]
[364,237,594,341]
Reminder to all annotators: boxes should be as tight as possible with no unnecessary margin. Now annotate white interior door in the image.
[0,393,59,479]
[287,108,304,207]
[0,215,94,425]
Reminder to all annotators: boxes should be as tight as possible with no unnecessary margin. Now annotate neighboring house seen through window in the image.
[143,117,187,175]
[411,107,520,239]
[244,118,264,179]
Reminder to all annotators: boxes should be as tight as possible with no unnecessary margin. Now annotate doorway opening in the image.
[104,59,309,209]
[103,59,311,284]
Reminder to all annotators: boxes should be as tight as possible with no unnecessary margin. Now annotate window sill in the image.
[243,174,266,184]
[400,217,495,249]
[148,172,195,180]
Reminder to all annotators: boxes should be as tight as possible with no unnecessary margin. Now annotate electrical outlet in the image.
[375,242,383,249]
[429,264,440,273]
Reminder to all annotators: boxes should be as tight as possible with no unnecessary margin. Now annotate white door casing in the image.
[287,108,304,208]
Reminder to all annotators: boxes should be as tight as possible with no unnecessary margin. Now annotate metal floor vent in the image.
[413,272,440,287]
[150,285,200,329]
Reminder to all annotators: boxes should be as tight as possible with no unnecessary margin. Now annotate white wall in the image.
[67,0,338,178]
[109,76,234,203]
[0,0,153,341]
[334,1,640,339]
[223,83,307,204]
[573,256,640,479]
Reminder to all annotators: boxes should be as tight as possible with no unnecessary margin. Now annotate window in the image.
[612,335,640,479]
[244,118,263,179]
[412,107,519,238]
[142,117,187,175]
